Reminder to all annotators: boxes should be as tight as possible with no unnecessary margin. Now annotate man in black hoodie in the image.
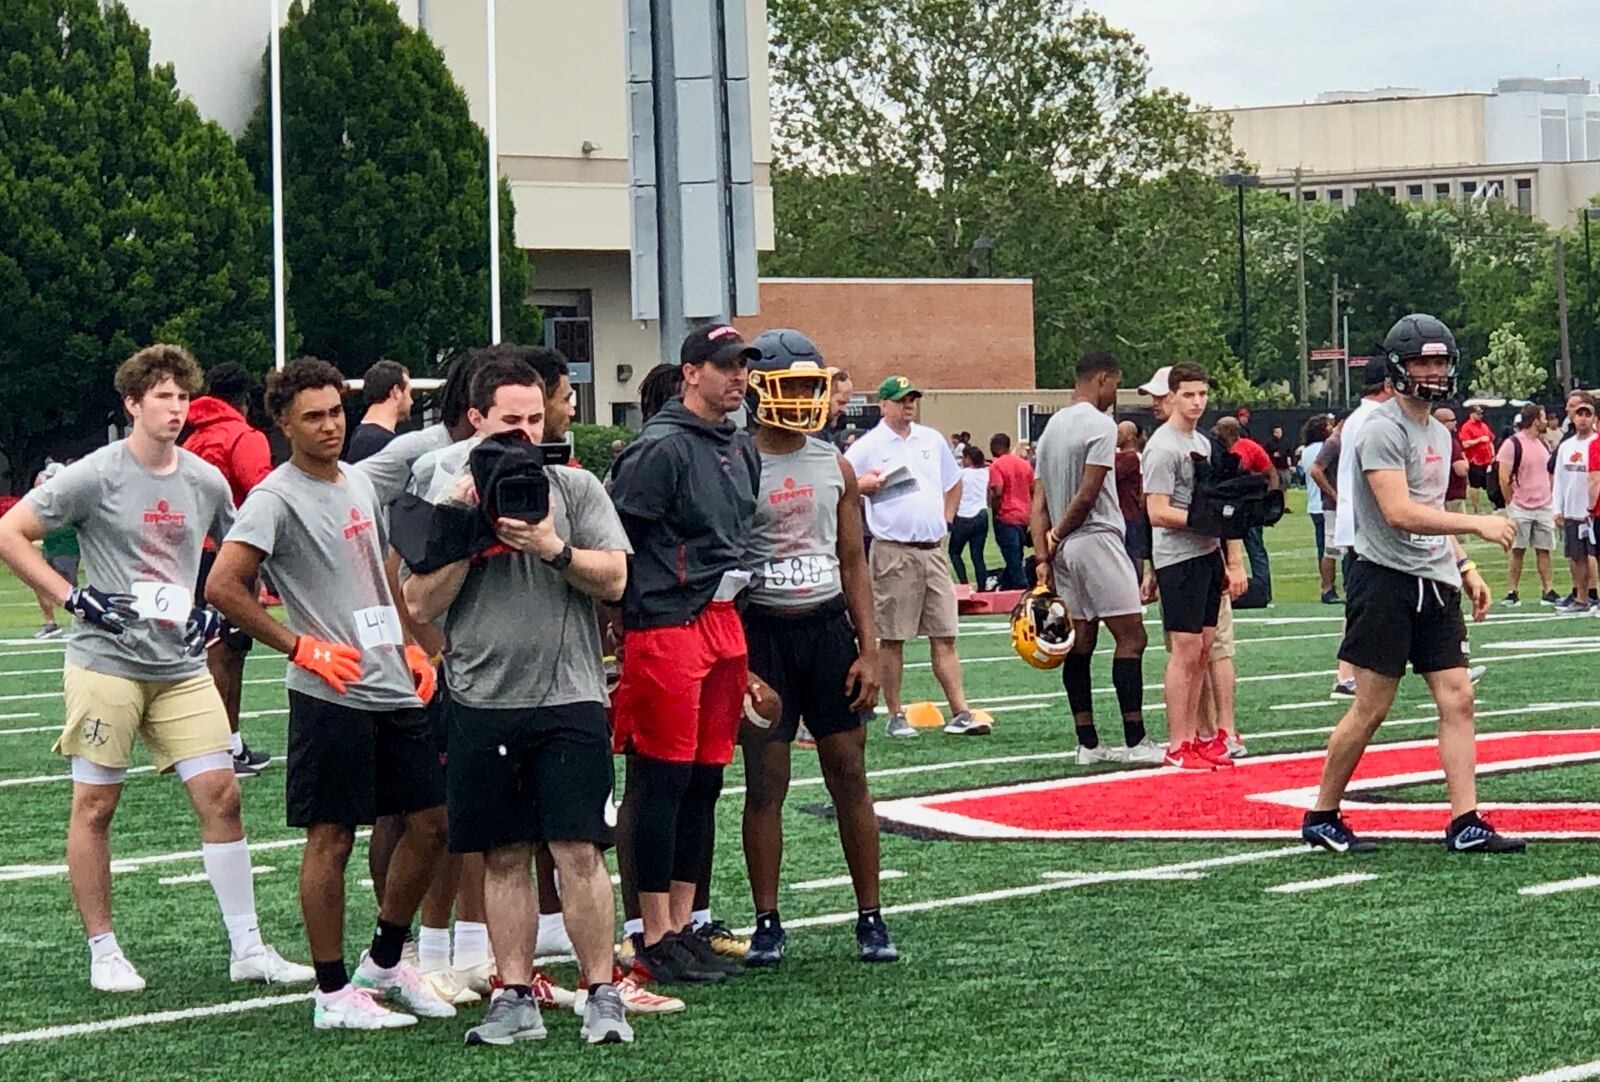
[609,324,760,984]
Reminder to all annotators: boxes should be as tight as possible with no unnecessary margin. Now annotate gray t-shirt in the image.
[227,462,418,709]
[25,443,234,681]
[1141,423,1220,569]
[355,423,453,511]
[745,439,845,610]
[1352,399,1460,587]
[1313,434,1341,514]
[440,465,631,709]
[1036,402,1123,542]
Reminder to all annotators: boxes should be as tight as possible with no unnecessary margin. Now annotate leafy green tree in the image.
[238,0,535,376]
[1319,190,1460,358]
[1473,323,1550,400]
[0,0,275,487]
[766,0,1233,385]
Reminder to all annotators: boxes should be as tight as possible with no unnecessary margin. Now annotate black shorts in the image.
[1154,551,1224,634]
[1338,560,1468,678]
[285,690,443,829]
[1468,463,1488,490]
[742,597,871,744]
[194,549,253,653]
[1564,520,1596,560]
[427,668,451,762]
[446,700,614,854]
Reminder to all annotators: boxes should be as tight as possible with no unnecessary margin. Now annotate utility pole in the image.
[1557,236,1573,392]
[1295,167,1309,403]
[1585,207,1598,385]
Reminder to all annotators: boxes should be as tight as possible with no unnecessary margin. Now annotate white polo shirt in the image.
[845,420,962,543]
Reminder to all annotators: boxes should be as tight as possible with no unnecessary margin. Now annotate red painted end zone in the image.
[874,730,1600,840]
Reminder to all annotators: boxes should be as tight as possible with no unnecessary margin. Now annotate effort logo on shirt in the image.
[342,506,376,540]
[142,499,185,526]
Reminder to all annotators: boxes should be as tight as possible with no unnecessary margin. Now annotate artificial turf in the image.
[1,489,1598,1081]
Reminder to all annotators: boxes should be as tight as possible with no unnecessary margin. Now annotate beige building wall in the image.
[917,390,1078,445]
[426,0,774,254]
[1227,94,1487,175]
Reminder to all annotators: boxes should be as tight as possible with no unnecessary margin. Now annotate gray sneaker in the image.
[942,710,992,736]
[579,983,634,1044]
[885,712,918,739]
[465,988,546,1046]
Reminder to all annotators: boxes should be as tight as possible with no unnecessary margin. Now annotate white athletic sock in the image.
[229,732,244,757]
[418,925,450,970]
[202,839,262,957]
[691,908,712,930]
[88,931,120,961]
[453,921,490,968]
[537,911,566,937]
[622,918,643,939]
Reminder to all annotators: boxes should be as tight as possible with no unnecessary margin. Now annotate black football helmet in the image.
[1382,313,1459,403]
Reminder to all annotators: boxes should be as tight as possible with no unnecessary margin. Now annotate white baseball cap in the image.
[1137,366,1172,398]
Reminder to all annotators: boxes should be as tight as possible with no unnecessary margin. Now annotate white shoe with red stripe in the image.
[572,966,685,1015]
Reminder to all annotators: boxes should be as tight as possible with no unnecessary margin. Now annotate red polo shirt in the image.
[987,452,1034,527]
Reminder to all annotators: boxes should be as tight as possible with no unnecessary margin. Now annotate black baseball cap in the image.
[1362,358,1389,388]
[681,324,760,368]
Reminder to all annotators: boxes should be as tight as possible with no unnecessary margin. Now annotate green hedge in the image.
[570,424,635,479]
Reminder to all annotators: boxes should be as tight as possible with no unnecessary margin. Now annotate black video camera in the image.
[469,431,571,525]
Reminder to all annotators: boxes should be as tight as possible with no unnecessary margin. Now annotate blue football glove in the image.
[184,606,226,657]
[65,586,139,635]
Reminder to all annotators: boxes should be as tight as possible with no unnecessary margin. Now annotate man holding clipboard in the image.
[846,376,990,738]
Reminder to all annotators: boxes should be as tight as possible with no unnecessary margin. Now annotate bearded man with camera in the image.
[401,354,637,1046]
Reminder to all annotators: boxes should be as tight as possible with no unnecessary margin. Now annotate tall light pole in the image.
[268,0,286,371]
[1220,172,1261,380]
[1586,206,1599,384]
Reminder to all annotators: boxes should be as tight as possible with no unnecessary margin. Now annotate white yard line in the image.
[1518,875,1600,897]
[0,726,60,736]
[1039,870,1204,882]
[158,866,275,886]
[1247,701,1600,743]
[0,845,1309,1046]
[1263,872,1378,894]
[1513,1060,1600,1081]
[0,831,367,883]
[792,869,906,891]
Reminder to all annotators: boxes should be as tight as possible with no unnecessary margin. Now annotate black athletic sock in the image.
[1305,809,1339,826]
[369,918,409,970]
[858,907,882,923]
[1074,724,1100,750]
[755,909,781,928]
[1122,717,1147,747]
[588,980,614,995]
[314,958,349,995]
[1111,657,1144,737]
[503,983,532,999]
[1062,652,1093,716]
[1591,589,1598,602]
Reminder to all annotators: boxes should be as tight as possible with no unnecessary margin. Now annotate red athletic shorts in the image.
[612,601,748,766]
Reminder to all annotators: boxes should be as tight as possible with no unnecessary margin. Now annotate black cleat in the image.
[629,932,726,986]
[1301,813,1379,853]
[1445,813,1526,854]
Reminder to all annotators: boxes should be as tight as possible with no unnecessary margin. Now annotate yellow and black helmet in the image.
[1011,586,1074,670]
[747,328,832,434]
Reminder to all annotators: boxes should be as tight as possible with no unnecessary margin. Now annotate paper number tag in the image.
[763,556,837,593]
[353,605,404,649]
[131,581,192,623]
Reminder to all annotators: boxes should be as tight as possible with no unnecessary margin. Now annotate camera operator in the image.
[402,355,635,1046]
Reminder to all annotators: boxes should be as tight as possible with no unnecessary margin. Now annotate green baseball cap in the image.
[877,375,922,402]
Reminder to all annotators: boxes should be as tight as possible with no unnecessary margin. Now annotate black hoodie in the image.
[610,398,760,629]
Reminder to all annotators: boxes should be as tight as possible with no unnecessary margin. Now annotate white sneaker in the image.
[313,984,416,1030]
[1075,743,1118,765]
[1330,678,1357,699]
[530,969,577,1009]
[1120,738,1167,765]
[579,974,685,1015]
[230,943,315,984]
[534,920,574,959]
[942,710,992,736]
[419,965,482,1005]
[458,957,496,996]
[1468,665,1486,685]
[352,955,457,1019]
[1222,731,1248,758]
[90,949,146,993]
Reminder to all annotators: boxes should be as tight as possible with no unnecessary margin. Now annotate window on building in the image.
[532,289,597,425]
[1434,182,1451,199]
[1406,184,1424,202]
[1516,177,1533,215]
[1303,189,1318,201]
[1380,185,1396,197]
[1328,188,1344,206]
[1543,110,1569,161]
[1487,179,1505,201]
[1461,180,1477,203]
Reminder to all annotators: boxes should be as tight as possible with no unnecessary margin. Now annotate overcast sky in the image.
[1087,0,1600,110]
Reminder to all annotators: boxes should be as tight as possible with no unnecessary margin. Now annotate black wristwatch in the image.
[542,542,573,571]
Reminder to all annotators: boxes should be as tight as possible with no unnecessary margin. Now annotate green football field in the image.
[3,493,1600,1081]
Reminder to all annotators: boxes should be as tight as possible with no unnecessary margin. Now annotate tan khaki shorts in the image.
[869,541,960,641]
[1162,594,1235,662]
[56,664,230,772]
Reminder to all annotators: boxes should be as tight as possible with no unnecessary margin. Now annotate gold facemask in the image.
[748,363,831,433]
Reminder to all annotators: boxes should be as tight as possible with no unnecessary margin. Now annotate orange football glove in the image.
[405,643,437,704]
[290,636,362,695]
